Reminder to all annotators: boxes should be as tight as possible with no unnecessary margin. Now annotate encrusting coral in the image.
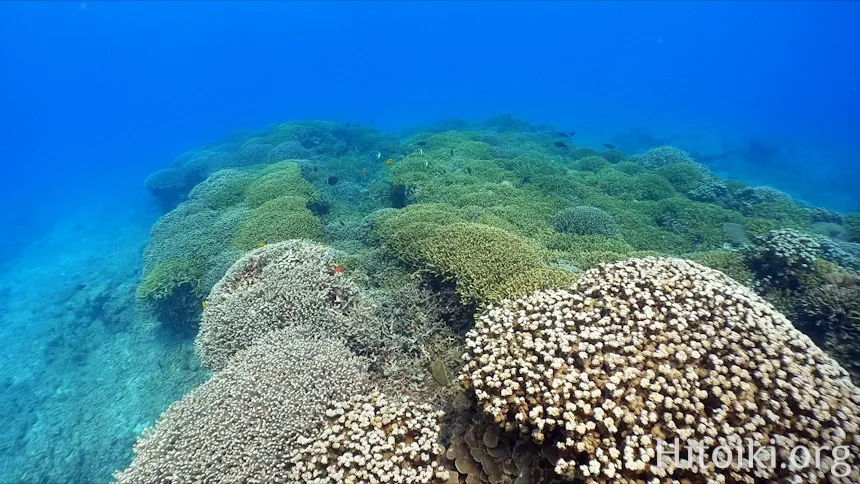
[288,391,451,483]
[114,328,370,484]
[460,257,860,483]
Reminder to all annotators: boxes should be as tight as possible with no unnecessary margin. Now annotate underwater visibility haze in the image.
[1,1,860,483]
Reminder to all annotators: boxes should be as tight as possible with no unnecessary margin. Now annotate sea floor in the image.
[0,199,207,483]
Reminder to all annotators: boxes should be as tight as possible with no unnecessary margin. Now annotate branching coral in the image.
[196,240,369,370]
[375,205,574,303]
[551,206,620,237]
[460,257,860,483]
[115,329,370,484]
[745,228,822,290]
[231,195,323,250]
[629,145,695,169]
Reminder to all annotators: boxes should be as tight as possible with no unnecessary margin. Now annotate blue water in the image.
[0,1,858,482]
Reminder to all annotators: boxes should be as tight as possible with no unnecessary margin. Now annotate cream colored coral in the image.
[114,328,369,483]
[196,239,371,370]
[460,257,860,483]
[288,392,450,483]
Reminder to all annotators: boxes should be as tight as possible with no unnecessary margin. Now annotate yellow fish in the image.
[385,158,393,166]
[201,301,207,308]
[257,242,266,248]
[322,243,328,248]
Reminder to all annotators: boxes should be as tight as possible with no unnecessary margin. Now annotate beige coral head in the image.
[461,256,860,483]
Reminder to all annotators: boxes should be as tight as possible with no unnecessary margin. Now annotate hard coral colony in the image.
[122,117,860,483]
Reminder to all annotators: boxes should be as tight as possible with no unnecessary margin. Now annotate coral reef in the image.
[115,328,369,483]
[375,205,575,303]
[443,407,565,484]
[629,145,695,169]
[125,115,860,484]
[796,272,860,381]
[196,240,367,370]
[461,257,860,482]
[288,392,450,483]
[551,206,620,237]
[744,228,822,290]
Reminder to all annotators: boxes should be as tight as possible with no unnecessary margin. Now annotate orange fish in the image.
[385,158,393,166]
[331,265,345,275]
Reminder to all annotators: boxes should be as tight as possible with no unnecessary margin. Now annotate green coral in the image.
[232,196,324,250]
[573,156,611,173]
[421,222,575,302]
[375,205,574,303]
[551,206,620,237]
[655,162,710,193]
[586,169,676,202]
[650,197,745,250]
[137,259,206,302]
[244,162,316,208]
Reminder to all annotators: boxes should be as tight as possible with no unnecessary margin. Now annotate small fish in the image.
[312,166,318,172]
[322,243,328,248]
[568,131,576,136]
[345,122,351,127]
[327,175,339,185]
[355,124,360,127]
[418,148,424,155]
[557,132,570,138]
[201,301,207,308]
[416,141,427,146]
[385,158,393,166]
[369,119,375,124]
[257,242,266,248]
[362,167,367,177]
[75,283,87,291]
[554,141,568,148]
[450,148,454,157]
[604,143,616,150]
[331,265,346,275]
[375,151,381,160]
[466,167,473,175]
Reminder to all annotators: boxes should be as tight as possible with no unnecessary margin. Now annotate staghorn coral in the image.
[460,257,860,483]
[114,328,370,484]
[196,240,369,370]
[551,206,620,237]
[288,392,450,483]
